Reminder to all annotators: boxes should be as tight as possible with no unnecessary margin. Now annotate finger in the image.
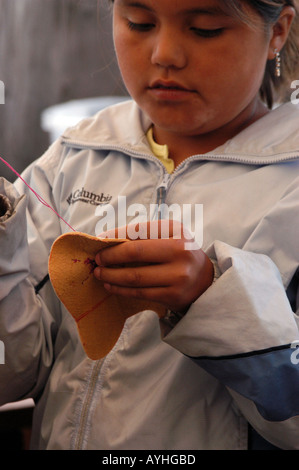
[94,262,172,288]
[96,237,187,267]
[98,219,186,241]
[101,282,179,308]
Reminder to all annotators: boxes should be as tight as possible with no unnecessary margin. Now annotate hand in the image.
[94,220,214,313]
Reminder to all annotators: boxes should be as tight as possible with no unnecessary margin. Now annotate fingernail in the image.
[94,267,101,279]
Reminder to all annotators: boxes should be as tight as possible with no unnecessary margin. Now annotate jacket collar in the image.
[62,100,152,156]
[61,99,299,164]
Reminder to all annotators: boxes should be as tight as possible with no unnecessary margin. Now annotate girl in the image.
[0,0,299,450]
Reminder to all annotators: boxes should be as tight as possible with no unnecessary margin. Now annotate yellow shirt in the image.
[146,126,175,174]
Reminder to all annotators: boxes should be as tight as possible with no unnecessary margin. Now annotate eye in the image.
[190,27,224,38]
[127,20,155,32]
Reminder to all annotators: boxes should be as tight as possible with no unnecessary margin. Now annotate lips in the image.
[149,80,193,92]
[147,80,196,102]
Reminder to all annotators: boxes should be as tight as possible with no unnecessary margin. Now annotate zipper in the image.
[73,359,104,450]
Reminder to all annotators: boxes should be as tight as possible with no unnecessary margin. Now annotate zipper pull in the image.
[156,173,170,220]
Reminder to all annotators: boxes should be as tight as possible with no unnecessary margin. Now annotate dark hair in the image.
[107,0,299,108]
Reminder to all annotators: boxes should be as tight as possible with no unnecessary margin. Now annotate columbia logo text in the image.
[0,81,4,104]
[67,187,112,206]
[0,341,4,364]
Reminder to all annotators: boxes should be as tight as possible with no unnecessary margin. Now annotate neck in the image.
[153,100,269,167]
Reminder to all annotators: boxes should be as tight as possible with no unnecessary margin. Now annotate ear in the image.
[268,6,296,59]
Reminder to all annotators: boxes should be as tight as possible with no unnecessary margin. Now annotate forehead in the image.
[115,0,236,16]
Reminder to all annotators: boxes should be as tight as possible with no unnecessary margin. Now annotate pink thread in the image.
[0,156,76,232]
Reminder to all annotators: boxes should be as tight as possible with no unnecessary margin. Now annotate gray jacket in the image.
[0,100,298,449]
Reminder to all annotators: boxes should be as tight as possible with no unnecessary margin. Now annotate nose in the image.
[151,27,187,69]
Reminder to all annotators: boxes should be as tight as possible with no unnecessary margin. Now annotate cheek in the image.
[113,23,129,74]
[198,43,267,103]
[113,31,125,71]
[114,34,140,91]
[227,37,269,85]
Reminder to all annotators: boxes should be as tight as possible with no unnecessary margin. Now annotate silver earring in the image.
[274,48,281,78]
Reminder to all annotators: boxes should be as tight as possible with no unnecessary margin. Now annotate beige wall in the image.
[0,0,126,181]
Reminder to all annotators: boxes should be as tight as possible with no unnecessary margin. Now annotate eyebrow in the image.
[118,1,230,17]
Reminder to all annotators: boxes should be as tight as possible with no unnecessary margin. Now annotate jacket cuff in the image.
[0,177,24,217]
[0,194,13,221]
[163,240,298,358]
[0,178,29,299]
[159,257,221,337]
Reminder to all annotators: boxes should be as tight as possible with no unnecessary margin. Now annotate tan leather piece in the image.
[48,232,166,360]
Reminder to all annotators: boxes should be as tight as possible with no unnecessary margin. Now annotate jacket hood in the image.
[61,99,299,165]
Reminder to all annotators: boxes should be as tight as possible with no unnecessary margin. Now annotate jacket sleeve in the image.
[0,141,63,405]
[163,240,299,450]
